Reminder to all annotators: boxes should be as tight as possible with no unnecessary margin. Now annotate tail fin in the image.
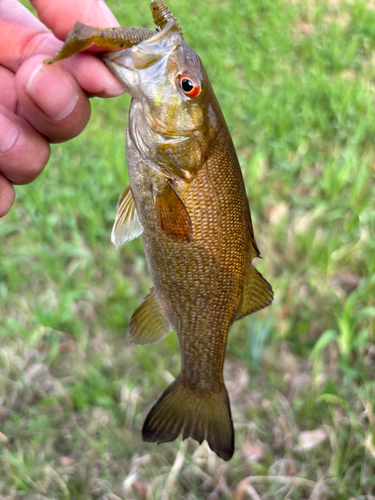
[142,378,234,461]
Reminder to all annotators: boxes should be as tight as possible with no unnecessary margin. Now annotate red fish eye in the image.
[178,73,201,98]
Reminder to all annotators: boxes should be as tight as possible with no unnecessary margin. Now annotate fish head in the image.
[102,21,220,181]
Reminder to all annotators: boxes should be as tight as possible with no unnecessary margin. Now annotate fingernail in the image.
[105,81,127,97]
[0,114,19,153]
[26,63,78,122]
[97,0,120,26]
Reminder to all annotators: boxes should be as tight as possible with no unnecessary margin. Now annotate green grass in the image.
[1,0,375,498]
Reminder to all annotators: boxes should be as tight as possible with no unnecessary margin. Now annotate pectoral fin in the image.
[111,186,143,249]
[235,263,273,321]
[154,180,192,242]
[129,288,172,345]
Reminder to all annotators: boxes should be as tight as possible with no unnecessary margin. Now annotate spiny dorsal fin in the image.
[248,214,261,258]
[235,263,273,321]
[128,288,172,345]
[142,378,234,461]
[111,185,143,249]
[154,180,192,242]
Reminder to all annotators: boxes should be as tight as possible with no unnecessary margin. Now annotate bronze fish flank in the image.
[47,1,273,461]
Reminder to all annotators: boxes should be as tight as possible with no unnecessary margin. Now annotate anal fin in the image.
[111,185,143,248]
[154,180,192,242]
[235,263,273,321]
[128,288,171,345]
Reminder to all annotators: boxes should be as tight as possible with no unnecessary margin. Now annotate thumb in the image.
[16,54,91,143]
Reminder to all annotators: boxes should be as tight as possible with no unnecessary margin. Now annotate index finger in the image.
[0,0,125,97]
[0,0,120,72]
[30,0,120,42]
[0,0,54,72]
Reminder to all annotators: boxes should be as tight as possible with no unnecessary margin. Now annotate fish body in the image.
[45,0,273,461]
[102,19,273,460]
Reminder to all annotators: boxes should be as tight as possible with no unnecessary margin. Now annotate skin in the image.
[27,3,273,459]
[102,21,272,459]
[0,0,126,218]
[113,30,256,391]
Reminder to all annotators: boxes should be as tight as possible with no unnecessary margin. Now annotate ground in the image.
[1,0,375,498]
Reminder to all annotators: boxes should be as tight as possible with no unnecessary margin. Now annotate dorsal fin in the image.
[111,186,143,249]
[248,215,261,258]
[235,263,273,321]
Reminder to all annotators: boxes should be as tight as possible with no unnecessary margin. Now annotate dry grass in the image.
[1,0,375,498]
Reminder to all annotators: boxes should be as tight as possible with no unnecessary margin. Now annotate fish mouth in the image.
[101,20,181,87]
[141,19,181,46]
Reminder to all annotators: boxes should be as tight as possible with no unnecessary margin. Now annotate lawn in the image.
[1,0,375,498]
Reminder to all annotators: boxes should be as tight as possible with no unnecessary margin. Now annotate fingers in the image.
[0,104,50,185]
[0,173,15,218]
[30,0,120,41]
[0,0,126,98]
[61,53,126,98]
[15,54,91,143]
[15,52,122,146]
[0,0,125,218]
[0,0,54,72]
[0,66,17,112]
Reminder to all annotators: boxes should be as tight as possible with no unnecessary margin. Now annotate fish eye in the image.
[178,73,201,99]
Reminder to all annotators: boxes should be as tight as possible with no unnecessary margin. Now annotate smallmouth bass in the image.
[47,0,273,461]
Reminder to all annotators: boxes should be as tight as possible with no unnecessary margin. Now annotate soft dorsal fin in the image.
[111,186,143,248]
[128,288,172,345]
[235,263,273,321]
[154,180,192,242]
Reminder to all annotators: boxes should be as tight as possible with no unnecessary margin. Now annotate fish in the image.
[46,0,273,461]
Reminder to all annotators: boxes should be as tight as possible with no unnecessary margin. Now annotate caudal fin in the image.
[142,378,234,461]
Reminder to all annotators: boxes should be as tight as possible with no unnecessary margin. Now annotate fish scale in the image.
[118,42,272,457]
[128,125,247,394]
[46,0,273,460]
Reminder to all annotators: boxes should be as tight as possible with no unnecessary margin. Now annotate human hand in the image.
[0,0,126,218]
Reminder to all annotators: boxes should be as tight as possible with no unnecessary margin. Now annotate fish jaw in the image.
[101,21,182,104]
